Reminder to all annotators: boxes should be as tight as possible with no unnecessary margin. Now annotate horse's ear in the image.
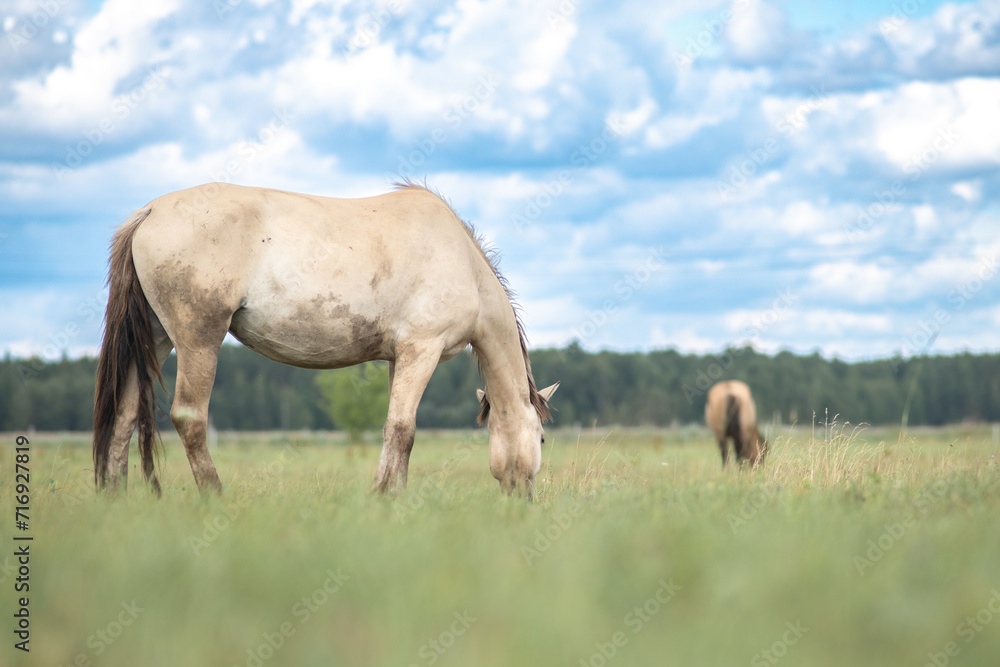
[476,388,486,403]
[538,382,560,403]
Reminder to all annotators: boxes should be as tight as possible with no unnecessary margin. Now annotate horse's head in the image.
[476,382,559,499]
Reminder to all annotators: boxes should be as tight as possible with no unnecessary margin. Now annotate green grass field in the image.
[2,422,999,667]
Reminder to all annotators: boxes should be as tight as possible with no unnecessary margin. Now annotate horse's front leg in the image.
[372,345,441,494]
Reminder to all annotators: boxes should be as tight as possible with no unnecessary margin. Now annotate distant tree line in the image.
[2,342,999,432]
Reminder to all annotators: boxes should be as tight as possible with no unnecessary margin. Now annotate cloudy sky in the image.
[1,0,998,362]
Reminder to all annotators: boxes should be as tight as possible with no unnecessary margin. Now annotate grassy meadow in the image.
[2,422,1000,667]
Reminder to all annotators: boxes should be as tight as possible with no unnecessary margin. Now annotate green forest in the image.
[2,342,999,432]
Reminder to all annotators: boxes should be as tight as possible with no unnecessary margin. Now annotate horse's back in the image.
[131,183,485,367]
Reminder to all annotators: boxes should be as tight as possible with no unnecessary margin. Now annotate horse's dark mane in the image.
[393,179,551,425]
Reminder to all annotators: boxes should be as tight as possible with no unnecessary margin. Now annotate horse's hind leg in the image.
[373,344,441,493]
[733,434,746,463]
[718,438,729,467]
[103,365,139,493]
[104,319,173,493]
[143,318,174,493]
[171,344,224,495]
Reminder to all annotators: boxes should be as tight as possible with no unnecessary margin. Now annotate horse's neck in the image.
[472,298,529,417]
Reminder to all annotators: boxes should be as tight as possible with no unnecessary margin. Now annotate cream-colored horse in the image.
[705,380,766,466]
[93,182,558,498]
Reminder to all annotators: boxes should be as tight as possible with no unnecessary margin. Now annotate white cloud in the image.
[644,114,719,150]
[887,1,1000,74]
[774,200,833,237]
[4,0,180,129]
[950,180,981,202]
[911,204,939,237]
[613,97,658,138]
[806,261,895,305]
[724,0,790,61]
[871,78,1000,172]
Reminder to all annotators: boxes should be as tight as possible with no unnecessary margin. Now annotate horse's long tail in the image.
[93,208,163,493]
[725,394,740,436]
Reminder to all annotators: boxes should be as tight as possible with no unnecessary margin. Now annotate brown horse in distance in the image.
[705,380,767,466]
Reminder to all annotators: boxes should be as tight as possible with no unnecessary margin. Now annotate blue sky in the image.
[1,0,998,361]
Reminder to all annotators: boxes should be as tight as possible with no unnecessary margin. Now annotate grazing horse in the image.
[93,181,559,498]
[705,380,766,466]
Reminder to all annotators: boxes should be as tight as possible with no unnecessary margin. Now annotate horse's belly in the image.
[228,304,390,369]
